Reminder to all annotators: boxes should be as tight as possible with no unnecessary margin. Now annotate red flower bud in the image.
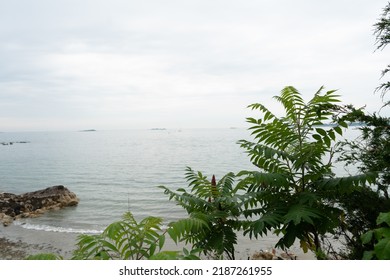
[211,175,216,186]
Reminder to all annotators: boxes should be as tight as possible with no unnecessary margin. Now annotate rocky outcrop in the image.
[250,249,297,260]
[0,185,79,226]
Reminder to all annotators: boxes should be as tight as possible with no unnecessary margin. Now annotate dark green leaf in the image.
[374,238,390,259]
[315,128,327,136]
[333,126,343,136]
[361,231,374,245]
[377,212,390,227]
[362,250,375,260]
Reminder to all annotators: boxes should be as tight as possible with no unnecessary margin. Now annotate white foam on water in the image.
[14,220,103,234]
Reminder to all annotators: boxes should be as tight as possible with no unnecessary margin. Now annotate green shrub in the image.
[237,86,376,258]
[72,212,200,260]
[361,212,390,260]
[160,167,245,259]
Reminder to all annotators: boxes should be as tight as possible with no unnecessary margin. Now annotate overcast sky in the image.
[0,0,388,131]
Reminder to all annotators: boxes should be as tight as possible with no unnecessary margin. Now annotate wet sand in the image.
[0,223,78,259]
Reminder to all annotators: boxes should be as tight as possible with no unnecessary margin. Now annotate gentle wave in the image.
[14,221,104,234]
[14,220,170,233]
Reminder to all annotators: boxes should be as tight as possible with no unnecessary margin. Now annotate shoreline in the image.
[0,223,78,259]
[0,223,315,260]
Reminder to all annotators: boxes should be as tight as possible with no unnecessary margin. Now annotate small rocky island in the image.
[1,141,30,146]
[0,185,79,226]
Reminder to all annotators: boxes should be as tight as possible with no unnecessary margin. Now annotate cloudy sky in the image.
[0,0,388,131]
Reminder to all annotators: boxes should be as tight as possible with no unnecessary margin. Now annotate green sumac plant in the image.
[238,86,376,258]
[160,167,244,260]
[72,212,200,260]
[72,212,166,260]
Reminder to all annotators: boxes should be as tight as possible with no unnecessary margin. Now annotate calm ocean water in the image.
[0,127,360,237]
[0,128,256,234]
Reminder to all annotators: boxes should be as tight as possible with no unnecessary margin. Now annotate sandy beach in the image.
[0,222,315,260]
[0,223,78,259]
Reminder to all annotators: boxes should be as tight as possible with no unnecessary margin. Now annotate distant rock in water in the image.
[1,141,30,146]
[0,185,79,226]
[79,129,96,132]
[150,128,167,131]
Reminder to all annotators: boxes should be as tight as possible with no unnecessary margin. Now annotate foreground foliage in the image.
[237,86,376,258]
[25,253,63,260]
[72,212,200,260]
[335,108,390,258]
[160,167,244,259]
[361,212,390,260]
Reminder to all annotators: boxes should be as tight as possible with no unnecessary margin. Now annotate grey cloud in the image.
[0,0,388,131]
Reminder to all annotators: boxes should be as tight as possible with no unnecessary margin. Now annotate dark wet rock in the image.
[0,185,79,226]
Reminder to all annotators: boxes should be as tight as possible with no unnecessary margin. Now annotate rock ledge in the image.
[0,185,79,226]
